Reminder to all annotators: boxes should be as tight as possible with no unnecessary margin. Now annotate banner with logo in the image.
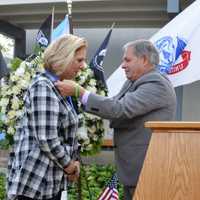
[36,14,52,47]
[151,0,200,87]
[90,25,114,88]
[107,0,200,96]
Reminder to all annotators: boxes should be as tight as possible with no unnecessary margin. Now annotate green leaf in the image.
[10,57,22,71]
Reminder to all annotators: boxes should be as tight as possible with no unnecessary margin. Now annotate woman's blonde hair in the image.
[43,34,87,75]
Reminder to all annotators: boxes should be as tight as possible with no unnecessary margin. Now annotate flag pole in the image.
[50,6,55,43]
[66,0,73,34]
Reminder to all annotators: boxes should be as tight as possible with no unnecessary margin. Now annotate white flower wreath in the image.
[0,53,107,155]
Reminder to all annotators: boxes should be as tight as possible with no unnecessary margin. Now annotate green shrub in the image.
[0,164,123,200]
[68,164,123,199]
[0,173,6,200]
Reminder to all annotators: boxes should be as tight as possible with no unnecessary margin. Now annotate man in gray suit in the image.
[56,39,177,200]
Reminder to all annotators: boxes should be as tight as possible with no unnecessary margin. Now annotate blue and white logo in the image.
[155,36,187,74]
[93,49,107,72]
[36,30,49,47]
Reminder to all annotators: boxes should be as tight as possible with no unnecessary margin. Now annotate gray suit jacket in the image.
[85,69,176,186]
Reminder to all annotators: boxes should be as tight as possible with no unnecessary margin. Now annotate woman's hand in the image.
[55,80,76,97]
[55,80,85,98]
[64,160,80,182]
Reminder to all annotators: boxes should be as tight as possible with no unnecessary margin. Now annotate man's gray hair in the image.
[123,40,159,66]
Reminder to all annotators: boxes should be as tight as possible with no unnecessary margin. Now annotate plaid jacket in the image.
[7,73,79,200]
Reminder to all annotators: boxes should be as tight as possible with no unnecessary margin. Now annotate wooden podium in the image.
[133,121,200,200]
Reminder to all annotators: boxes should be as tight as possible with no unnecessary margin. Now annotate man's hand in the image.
[55,80,85,98]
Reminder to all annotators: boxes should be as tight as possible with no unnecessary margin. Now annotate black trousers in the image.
[17,191,61,200]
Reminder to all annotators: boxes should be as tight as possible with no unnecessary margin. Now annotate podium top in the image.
[145,121,200,130]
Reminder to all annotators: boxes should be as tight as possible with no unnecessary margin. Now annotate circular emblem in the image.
[94,49,107,71]
[38,37,48,47]
[155,36,191,74]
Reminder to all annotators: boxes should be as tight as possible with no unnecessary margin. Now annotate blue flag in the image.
[89,28,113,88]
[51,15,70,42]
[36,14,52,47]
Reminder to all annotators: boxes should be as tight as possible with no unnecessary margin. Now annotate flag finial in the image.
[66,0,72,16]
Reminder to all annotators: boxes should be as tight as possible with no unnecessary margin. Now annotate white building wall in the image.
[182,81,200,121]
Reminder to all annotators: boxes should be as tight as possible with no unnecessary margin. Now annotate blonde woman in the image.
[7,34,87,200]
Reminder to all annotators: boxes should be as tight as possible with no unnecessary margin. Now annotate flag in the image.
[97,173,119,200]
[0,50,9,79]
[150,0,200,87]
[90,25,114,88]
[107,0,200,96]
[51,15,70,42]
[36,14,52,47]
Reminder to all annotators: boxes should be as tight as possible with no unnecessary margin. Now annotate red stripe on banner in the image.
[168,50,191,74]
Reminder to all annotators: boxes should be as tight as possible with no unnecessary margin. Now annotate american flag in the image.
[97,173,119,200]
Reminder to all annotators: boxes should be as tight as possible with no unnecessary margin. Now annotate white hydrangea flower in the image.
[1,85,9,94]
[25,61,32,68]
[1,106,7,115]
[85,113,101,120]
[11,96,20,110]
[12,85,21,95]
[92,135,98,141]
[78,75,86,85]
[78,113,84,120]
[85,144,93,151]
[16,110,23,117]
[85,68,93,74]
[82,139,90,145]
[7,126,15,135]
[0,98,9,107]
[99,90,106,96]
[7,110,16,120]
[86,86,97,93]
[89,78,96,87]
[24,72,31,82]
[10,74,20,82]
[77,126,89,140]
[84,113,96,119]
[15,62,26,76]
[88,125,97,134]
[0,113,7,122]
[19,79,30,89]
